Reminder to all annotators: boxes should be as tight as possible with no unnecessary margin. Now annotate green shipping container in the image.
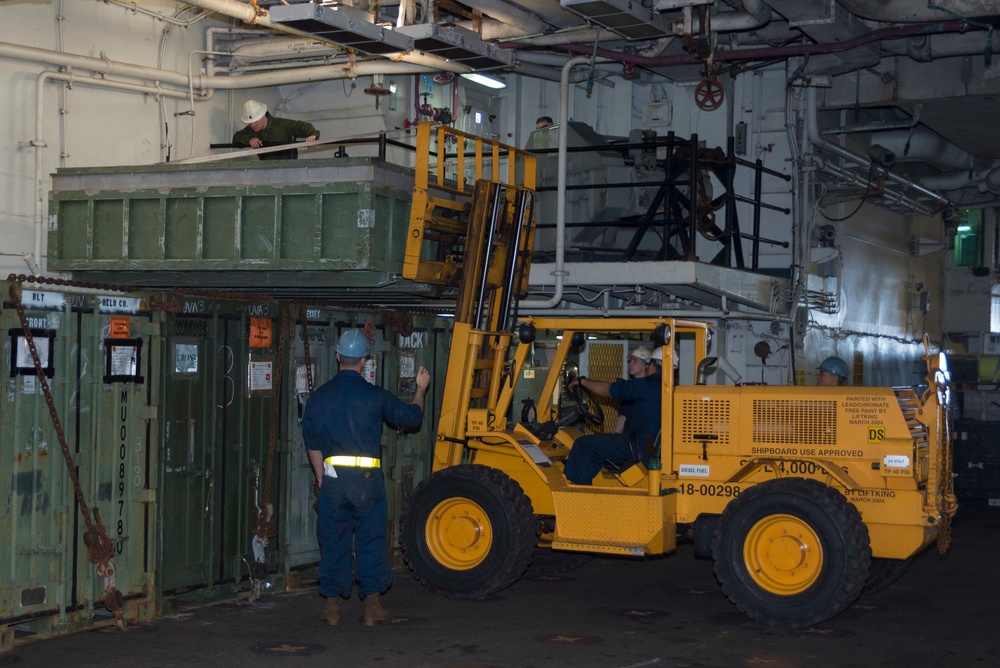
[0,281,159,651]
[46,158,434,297]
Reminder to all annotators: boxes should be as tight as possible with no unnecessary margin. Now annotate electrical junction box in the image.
[643,100,671,126]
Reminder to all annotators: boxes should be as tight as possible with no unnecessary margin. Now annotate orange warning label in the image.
[250,317,272,349]
[109,316,131,339]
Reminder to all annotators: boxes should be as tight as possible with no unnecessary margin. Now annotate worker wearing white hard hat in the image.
[565,347,663,485]
[232,99,320,160]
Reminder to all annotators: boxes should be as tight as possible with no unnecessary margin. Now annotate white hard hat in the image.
[241,99,267,124]
[650,347,663,363]
[630,347,653,363]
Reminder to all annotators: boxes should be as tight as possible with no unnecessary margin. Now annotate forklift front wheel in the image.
[401,465,536,599]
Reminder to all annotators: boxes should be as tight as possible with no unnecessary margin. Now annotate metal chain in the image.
[254,306,286,541]
[7,279,125,627]
[296,303,315,394]
[296,304,321,514]
[936,393,955,554]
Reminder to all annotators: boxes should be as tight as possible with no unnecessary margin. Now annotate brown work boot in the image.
[363,593,390,626]
[322,597,341,626]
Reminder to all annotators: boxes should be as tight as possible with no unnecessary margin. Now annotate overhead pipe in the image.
[521,55,590,310]
[868,128,986,172]
[515,19,979,68]
[507,27,623,47]
[803,86,950,211]
[678,0,773,32]
[30,71,190,273]
[835,0,1000,22]
[452,0,550,35]
[176,0,470,73]
[921,162,1000,196]
[881,30,1000,61]
[811,156,938,215]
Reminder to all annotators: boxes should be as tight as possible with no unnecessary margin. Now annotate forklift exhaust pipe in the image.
[696,356,743,385]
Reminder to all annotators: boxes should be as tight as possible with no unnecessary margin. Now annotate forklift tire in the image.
[712,478,871,628]
[862,557,911,596]
[400,465,536,599]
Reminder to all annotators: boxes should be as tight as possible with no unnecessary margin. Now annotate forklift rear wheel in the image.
[401,465,536,599]
[712,478,871,627]
[862,557,911,596]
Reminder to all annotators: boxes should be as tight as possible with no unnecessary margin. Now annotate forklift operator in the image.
[563,348,664,485]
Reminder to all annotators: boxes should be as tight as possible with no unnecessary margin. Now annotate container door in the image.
[159,306,218,598]
[284,309,339,569]
[1,283,157,647]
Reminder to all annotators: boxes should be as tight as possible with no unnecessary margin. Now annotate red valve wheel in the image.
[694,78,725,111]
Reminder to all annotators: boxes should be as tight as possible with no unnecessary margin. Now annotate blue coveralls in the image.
[302,369,423,600]
[563,372,663,485]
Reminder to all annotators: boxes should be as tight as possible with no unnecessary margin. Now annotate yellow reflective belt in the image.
[324,455,381,468]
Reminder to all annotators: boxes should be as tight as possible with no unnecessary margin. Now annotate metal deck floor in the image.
[4,506,998,667]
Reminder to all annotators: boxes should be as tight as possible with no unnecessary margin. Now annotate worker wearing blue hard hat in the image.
[303,327,430,626]
[817,356,849,386]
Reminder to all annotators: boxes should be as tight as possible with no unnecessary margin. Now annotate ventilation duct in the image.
[268,2,414,55]
[560,0,675,40]
[397,23,514,69]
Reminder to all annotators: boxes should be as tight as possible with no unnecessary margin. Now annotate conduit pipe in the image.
[30,70,190,273]
[176,0,471,73]
[835,0,1000,23]
[921,162,1000,196]
[0,40,444,95]
[452,0,549,35]
[521,19,977,68]
[521,55,590,310]
[869,128,986,172]
[678,0,773,32]
[881,31,1000,61]
[803,87,949,212]
[507,27,623,47]
[811,156,938,215]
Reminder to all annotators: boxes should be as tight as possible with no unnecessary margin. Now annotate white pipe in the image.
[100,0,212,26]
[0,40,191,89]
[511,27,622,47]
[521,55,590,310]
[228,36,343,66]
[175,0,468,72]
[0,40,448,95]
[871,128,984,171]
[31,71,190,274]
[454,0,549,34]
[804,87,949,209]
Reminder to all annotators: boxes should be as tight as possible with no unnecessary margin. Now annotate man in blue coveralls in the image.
[563,347,663,485]
[303,328,430,626]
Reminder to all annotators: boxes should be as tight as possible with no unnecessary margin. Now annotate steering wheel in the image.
[569,374,605,427]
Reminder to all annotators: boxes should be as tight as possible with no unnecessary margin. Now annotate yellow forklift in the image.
[399,125,956,627]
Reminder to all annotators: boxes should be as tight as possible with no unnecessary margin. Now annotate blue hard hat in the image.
[336,329,371,357]
[818,356,848,380]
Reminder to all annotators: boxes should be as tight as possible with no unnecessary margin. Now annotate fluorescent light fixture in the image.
[957,224,971,232]
[461,72,506,89]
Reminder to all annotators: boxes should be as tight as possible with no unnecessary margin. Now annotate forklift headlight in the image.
[653,323,671,347]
